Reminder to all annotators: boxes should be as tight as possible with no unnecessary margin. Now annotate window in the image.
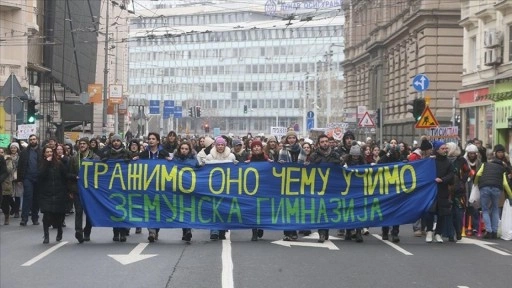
[469,36,477,70]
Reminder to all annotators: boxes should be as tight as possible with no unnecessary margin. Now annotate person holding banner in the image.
[69,138,99,243]
[245,139,272,241]
[278,130,307,241]
[342,144,366,243]
[425,141,454,243]
[101,134,134,242]
[378,144,403,243]
[335,131,355,237]
[202,136,238,240]
[308,134,342,243]
[264,136,280,161]
[139,132,173,243]
[173,141,200,242]
[38,145,68,244]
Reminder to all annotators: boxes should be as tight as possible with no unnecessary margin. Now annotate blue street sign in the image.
[149,100,160,114]
[163,100,175,119]
[174,106,182,119]
[307,118,314,130]
[412,74,430,92]
[307,111,314,119]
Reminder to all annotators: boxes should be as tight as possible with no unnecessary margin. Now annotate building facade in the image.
[127,1,344,137]
[459,0,512,150]
[343,0,463,143]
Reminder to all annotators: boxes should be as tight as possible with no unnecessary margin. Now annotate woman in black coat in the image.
[38,145,69,244]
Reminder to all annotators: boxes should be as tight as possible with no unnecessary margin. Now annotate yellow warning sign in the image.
[415,106,439,128]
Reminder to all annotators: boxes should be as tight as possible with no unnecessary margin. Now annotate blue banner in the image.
[78,159,437,230]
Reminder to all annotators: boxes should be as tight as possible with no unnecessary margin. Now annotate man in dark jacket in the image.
[474,144,512,239]
[69,137,99,243]
[425,141,454,243]
[309,134,341,243]
[17,134,41,226]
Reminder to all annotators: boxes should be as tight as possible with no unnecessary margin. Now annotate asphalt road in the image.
[1,213,511,288]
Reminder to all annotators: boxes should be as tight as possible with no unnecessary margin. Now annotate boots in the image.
[182,228,192,242]
[251,229,258,241]
[355,229,364,243]
[120,229,127,242]
[43,224,50,244]
[56,226,63,241]
[3,214,9,225]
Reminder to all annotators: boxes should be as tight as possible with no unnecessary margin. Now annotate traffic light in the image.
[204,124,209,133]
[27,100,37,123]
[413,99,426,121]
[188,107,195,117]
[407,98,426,121]
[196,106,201,117]
[243,105,248,114]
[375,108,380,127]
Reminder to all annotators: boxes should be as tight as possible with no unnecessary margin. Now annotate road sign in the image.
[109,84,123,104]
[149,100,160,114]
[358,112,375,128]
[412,74,430,92]
[415,106,439,128]
[307,118,314,130]
[174,106,182,118]
[0,74,25,98]
[163,100,174,119]
[3,96,22,114]
[307,111,314,119]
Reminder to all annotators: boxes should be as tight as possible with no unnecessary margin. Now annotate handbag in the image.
[468,184,480,208]
[500,199,512,240]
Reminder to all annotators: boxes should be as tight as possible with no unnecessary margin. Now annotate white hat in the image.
[304,138,313,145]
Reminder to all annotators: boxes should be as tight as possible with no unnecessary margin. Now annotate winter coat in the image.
[139,146,169,160]
[1,156,14,196]
[38,159,68,214]
[173,152,200,167]
[204,146,237,163]
[308,147,341,165]
[68,149,100,195]
[433,153,454,216]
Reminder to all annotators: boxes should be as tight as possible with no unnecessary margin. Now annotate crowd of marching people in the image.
[0,129,511,245]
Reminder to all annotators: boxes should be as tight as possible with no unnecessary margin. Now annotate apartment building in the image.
[459,0,512,148]
[343,0,462,143]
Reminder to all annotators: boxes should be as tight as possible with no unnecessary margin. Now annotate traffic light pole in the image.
[379,102,383,145]
[10,73,15,140]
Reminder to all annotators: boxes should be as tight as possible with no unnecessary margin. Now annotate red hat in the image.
[251,140,263,149]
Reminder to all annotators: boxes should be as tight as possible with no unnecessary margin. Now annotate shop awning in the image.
[486,75,512,102]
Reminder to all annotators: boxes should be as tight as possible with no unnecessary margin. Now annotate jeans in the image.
[480,186,501,233]
[21,178,39,223]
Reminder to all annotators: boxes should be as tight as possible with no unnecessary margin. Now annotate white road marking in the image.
[457,286,470,288]
[222,231,234,288]
[271,239,340,250]
[372,234,413,256]
[22,241,69,266]
[457,237,511,256]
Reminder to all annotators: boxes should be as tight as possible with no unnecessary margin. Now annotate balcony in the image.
[0,0,23,11]
[459,16,478,30]
[495,0,512,13]
[475,7,496,22]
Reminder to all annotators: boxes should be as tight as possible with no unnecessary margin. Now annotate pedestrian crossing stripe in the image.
[358,112,375,128]
[415,106,439,129]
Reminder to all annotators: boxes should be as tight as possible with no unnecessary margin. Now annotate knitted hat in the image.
[419,139,432,151]
[79,137,90,144]
[432,140,445,151]
[286,131,297,139]
[111,134,122,142]
[349,145,361,156]
[465,144,478,153]
[9,142,19,150]
[267,135,277,143]
[251,140,263,149]
[215,136,226,145]
[203,136,214,147]
[494,144,505,153]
